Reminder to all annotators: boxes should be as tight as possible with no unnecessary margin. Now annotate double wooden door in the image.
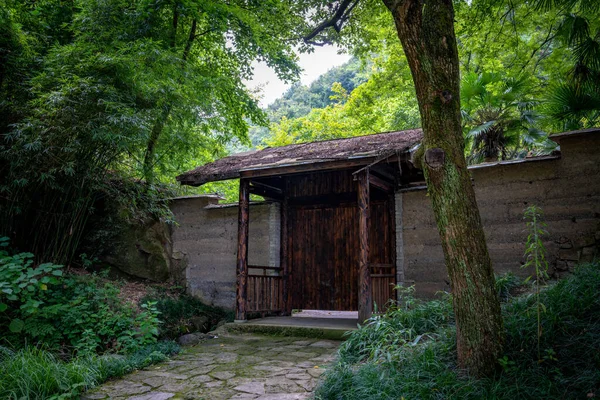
[289,200,395,311]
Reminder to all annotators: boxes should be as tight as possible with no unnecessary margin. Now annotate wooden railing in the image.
[246,263,395,314]
[370,263,396,313]
[247,265,283,314]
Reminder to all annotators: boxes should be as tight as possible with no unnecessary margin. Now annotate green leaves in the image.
[9,318,24,333]
[0,241,162,353]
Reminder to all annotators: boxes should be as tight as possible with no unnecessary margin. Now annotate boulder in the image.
[178,332,213,346]
[103,219,172,282]
[190,316,209,332]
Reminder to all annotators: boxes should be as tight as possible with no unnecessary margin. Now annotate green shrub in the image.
[315,262,600,400]
[141,293,233,339]
[0,238,160,354]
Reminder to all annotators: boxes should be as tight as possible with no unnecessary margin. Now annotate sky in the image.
[247,45,352,107]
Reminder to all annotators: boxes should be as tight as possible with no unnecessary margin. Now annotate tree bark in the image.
[382,0,504,377]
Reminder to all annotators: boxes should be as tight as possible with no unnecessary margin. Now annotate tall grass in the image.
[0,341,180,399]
[315,262,600,400]
[0,346,99,399]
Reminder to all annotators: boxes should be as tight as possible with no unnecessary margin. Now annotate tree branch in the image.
[303,0,360,45]
[183,19,197,62]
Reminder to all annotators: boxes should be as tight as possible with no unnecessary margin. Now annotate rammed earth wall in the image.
[170,196,279,309]
[170,131,599,308]
[400,131,600,296]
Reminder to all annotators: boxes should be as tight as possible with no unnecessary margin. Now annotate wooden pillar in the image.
[358,169,373,323]
[235,178,250,322]
[280,181,291,315]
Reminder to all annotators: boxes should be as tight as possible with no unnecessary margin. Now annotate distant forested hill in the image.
[247,57,368,147]
[267,57,368,120]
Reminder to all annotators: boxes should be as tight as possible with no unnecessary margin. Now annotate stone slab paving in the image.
[84,333,340,400]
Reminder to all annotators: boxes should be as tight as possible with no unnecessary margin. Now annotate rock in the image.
[231,394,259,399]
[574,235,596,248]
[103,218,172,282]
[190,316,209,332]
[558,248,580,261]
[307,368,325,378]
[265,377,302,393]
[129,393,175,400]
[234,382,265,395]
[309,340,338,348]
[102,381,152,397]
[211,371,236,380]
[178,332,212,346]
[581,246,597,262]
[285,373,311,381]
[296,380,316,391]
[255,394,309,400]
[81,393,108,399]
[554,260,569,271]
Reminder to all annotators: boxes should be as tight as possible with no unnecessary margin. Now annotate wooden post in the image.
[280,179,291,315]
[235,179,250,322]
[358,169,373,323]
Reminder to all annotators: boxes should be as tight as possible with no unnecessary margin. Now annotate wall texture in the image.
[400,131,600,297]
[170,196,279,309]
[171,130,599,308]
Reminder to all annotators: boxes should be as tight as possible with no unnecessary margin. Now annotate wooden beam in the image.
[250,180,283,194]
[280,179,291,315]
[240,157,384,180]
[235,178,250,322]
[249,184,283,201]
[369,174,394,192]
[357,169,373,323]
[371,164,397,181]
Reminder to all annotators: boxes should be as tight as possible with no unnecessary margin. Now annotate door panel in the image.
[289,200,394,311]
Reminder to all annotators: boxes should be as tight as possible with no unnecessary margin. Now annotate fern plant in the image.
[522,205,549,360]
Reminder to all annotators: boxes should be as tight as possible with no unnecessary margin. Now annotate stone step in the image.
[223,317,358,340]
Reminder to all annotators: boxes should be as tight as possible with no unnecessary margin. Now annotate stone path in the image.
[84,333,340,400]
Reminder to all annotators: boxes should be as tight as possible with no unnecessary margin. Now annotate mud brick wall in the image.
[399,131,600,297]
[170,196,280,309]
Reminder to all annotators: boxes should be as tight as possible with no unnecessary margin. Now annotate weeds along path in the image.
[84,333,340,400]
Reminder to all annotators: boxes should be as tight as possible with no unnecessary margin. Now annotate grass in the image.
[315,262,600,400]
[0,341,180,399]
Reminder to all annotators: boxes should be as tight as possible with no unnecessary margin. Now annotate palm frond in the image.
[573,37,600,71]
[557,14,590,46]
[466,120,496,140]
[520,109,540,125]
[461,109,473,123]
[521,127,548,145]
[545,83,600,123]
[460,72,486,102]
[577,0,600,14]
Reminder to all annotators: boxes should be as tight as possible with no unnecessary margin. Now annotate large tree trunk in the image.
[382,0,504,377]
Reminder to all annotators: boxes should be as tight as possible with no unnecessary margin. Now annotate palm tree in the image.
[460,72,554,164]
[542,12,600,129]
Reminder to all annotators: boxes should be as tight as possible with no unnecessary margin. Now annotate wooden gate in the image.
[247,266,283,314]
[289,200,395,311]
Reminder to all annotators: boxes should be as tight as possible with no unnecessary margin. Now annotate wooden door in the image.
[289,199,394,311]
